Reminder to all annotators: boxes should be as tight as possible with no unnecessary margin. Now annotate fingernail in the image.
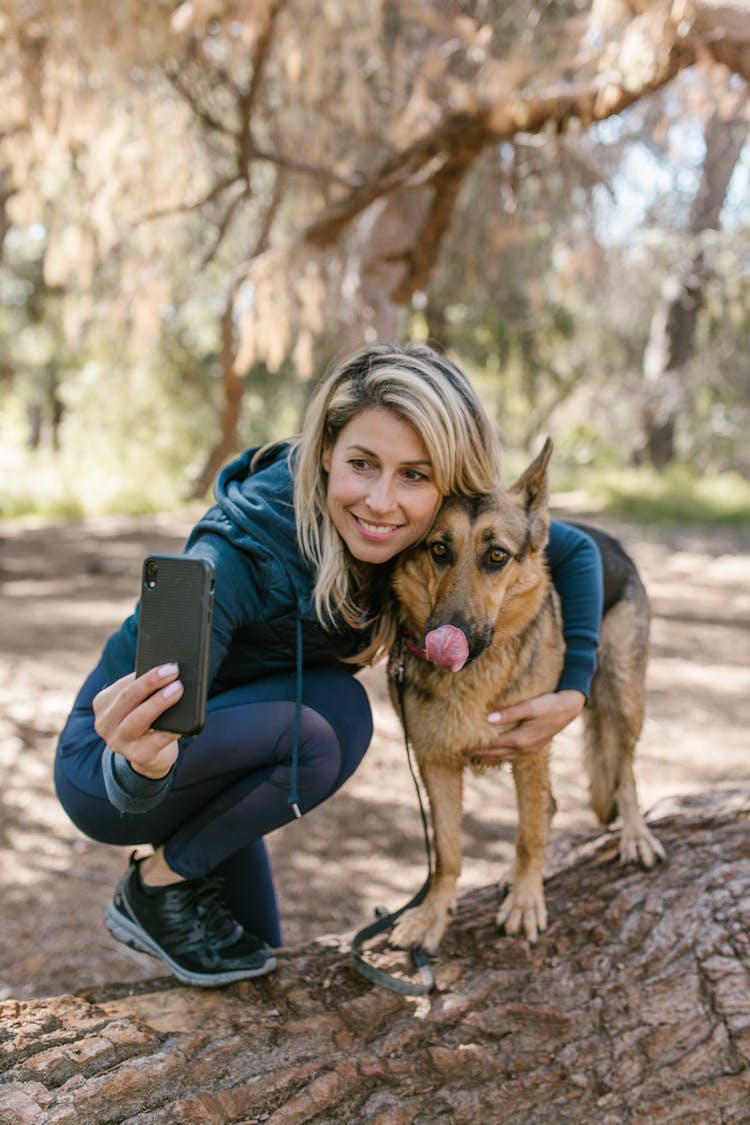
[158,663,179,678]
[163,680,182,699]
[488,711,503,723]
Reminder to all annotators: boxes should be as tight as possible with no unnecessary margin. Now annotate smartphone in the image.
[135,554,215,735]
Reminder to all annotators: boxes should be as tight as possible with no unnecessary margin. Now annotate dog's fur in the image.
[388,438,664,953]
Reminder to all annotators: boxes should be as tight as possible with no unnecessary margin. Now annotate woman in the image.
[55,343,602,987]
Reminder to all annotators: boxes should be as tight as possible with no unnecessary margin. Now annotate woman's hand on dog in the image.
[93,666,183,779]
[468,690,586,763]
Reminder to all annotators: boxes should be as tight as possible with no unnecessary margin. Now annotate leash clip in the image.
[411,947,434,989]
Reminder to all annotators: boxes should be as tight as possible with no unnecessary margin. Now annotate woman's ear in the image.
[321,442,332,473]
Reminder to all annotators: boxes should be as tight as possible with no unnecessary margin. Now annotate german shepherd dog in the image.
[388,438,664,954]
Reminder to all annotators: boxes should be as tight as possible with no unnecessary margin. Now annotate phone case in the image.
[135,554,215,735]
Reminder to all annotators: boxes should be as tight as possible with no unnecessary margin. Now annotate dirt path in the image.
[1,508,748,1000]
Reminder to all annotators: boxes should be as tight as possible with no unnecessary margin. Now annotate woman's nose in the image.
[366,475,397,514]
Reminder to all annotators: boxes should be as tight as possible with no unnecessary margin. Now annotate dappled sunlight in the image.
[648,656,750,699]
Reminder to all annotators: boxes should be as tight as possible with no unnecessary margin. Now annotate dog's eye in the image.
[429,541,450,564]
[486,546,510,569]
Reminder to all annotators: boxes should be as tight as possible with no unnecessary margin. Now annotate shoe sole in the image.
[104,900,277,987]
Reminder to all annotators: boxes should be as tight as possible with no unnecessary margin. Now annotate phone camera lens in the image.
[145,560,158,588]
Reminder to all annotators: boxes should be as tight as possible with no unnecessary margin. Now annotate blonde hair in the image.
[291,343,501,664]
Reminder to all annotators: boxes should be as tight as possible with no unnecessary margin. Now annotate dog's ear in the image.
[509,437,553,551]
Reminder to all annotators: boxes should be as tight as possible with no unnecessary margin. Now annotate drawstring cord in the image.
[288,606,303,818]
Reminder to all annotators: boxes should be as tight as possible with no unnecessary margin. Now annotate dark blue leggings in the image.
[54,664,373,947]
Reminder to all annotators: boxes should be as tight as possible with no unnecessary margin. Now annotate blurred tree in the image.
[0,0,748,501]
[415,129,609,453]
[638,93,747,467]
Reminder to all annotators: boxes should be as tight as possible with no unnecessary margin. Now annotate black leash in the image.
[350,650,436,995]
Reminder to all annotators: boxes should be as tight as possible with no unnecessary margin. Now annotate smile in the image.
[354,515,402,538]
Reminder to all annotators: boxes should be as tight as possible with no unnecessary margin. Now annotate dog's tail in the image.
[582,576,650,824]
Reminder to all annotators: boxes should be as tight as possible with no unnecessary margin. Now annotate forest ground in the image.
[1,503,748,1000]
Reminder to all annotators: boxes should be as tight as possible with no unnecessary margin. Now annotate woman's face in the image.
[322,407,442,564]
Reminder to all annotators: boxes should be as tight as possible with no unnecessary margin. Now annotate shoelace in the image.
[154,877,243,954]
[192,877,245,946]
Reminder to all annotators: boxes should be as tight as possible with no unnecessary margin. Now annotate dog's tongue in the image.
[425,625,469,672]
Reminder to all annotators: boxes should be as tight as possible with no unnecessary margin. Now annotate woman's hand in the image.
[93,664,184,779]
[465,690,586,766]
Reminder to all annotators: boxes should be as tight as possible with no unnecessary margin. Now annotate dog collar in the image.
[401,627,429,661]
[386,629,429,682]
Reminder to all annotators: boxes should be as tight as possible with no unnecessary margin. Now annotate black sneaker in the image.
[104,854,277,987]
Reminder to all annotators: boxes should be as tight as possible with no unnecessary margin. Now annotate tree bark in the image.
[2,787,749,1124]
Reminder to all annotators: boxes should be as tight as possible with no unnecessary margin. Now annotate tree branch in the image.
[390,161,473,303]
[198,186,252,270]
[165,49,240,141]
[303,110,493,248]
[302,0,748,274]
[234,0,284,182]
[132,174,242,225]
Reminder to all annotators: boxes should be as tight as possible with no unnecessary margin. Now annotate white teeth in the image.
[358,518,398,536]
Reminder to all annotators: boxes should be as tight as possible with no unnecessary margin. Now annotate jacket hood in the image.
[216,442,295,547]
[194,441,318,614]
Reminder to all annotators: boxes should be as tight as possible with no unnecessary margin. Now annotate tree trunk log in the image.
[2,788,749,1124]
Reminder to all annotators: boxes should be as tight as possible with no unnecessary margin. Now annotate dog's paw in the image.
[390,900,451,954]
[619,822,666,868]
[496,883,547,944]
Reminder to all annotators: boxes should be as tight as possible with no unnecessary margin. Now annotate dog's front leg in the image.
[496,748,550,943]
[390,761,463,954]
